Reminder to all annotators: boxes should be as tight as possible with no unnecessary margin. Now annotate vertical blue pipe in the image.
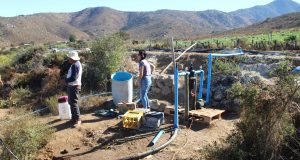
[197,71,204,100]
[206,54,213,105]
[174,67,179,129]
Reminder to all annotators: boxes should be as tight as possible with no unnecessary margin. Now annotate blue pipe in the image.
[206,54,213,104]
[206,50,244,105]
[210,52,244,57]
[174,67,179,129]
[149,130,165,146]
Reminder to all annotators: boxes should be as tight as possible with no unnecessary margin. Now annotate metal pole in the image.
[184,69,189,121]
[198,71,204,100]
[172,37,175,73]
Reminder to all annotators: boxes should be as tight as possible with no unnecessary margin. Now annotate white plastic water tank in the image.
[57,96,72,120]
[111,72,133,105]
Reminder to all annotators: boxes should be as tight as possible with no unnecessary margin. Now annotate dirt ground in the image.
[32,107,237,160]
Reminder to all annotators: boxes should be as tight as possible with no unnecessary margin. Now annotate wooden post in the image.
[160,42,197,74]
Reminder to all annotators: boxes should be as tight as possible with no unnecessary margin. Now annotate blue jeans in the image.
[139,76,152,109]
[67,85,81,120]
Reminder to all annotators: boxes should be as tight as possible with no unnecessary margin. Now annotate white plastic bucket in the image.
[111,72,133,105]
[57,96,72,120]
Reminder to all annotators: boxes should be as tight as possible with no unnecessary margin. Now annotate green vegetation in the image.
[83,32,129,91]
[43,95,59,115]
[226,82,244,99]
[43,51,67,67]
[213,59,241,75]
[69,34,76,42]
[0,110,54,159]
[10,87,32,102]
[0,52,17,69]
[139,29,300,50]
[204,63,300,160]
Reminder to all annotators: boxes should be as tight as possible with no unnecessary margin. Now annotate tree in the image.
[83,33,128,91]
[69,34,76,42]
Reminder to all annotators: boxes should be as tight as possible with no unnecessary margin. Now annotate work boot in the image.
[74,119,82,126]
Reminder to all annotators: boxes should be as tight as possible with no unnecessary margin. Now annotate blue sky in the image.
[1,0,300,17]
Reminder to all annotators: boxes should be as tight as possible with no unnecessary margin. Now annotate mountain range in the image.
[0,0,299,47]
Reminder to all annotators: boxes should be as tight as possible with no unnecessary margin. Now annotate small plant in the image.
[226,82,244,99]
[10,87,32,102]
[0,52,17,69]
[213,59,241,75]
[43,95,59,115]
[0,100,10,109]
[0,109,54,159]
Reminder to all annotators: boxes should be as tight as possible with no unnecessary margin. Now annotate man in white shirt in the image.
[65,51,83,125]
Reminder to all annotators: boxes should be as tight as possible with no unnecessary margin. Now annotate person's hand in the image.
[0,80,3,87]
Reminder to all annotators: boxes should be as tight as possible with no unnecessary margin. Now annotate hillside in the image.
[0,0,299,47]
[213,12,300,37]
[231,0,300,24]
[0,13,89,47]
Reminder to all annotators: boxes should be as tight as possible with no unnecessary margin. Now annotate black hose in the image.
[119,128,178,160]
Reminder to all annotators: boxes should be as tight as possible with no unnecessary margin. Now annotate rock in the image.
[211,101,220,107]
[162,86,171,95]
[214,91,223,102]
[151,87,160,94]
[232,98,243,113]
[163,78,172,87]
[60,149,68,154]
[227,76,240,84]
[149,99,160,110]
[156,79,165,89]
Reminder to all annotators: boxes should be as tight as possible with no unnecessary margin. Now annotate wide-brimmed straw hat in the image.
[67,51,80,60]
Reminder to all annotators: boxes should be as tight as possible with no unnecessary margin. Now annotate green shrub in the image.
[14,46,47,72]
[83,32,128,91]
[43,52,67,67]
[69,34,76,42]
[10,87,32,102]
[0,52,17,69]
[213,59,241,75]
[205,65,300,160]
[0,110,54,159]
[226,82,244,99]
[43,95,58,115]
[0,100,10,109]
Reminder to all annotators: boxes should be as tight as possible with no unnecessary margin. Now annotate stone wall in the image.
[133,74,186,104]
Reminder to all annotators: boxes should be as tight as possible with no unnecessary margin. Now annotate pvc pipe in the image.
[120,129,178,160]
[178,70,204,76]
[149,130,165,146]
[206,54,213,104]
[174,67,179,129]
[210,51,244,57]
[206,50,244,105]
